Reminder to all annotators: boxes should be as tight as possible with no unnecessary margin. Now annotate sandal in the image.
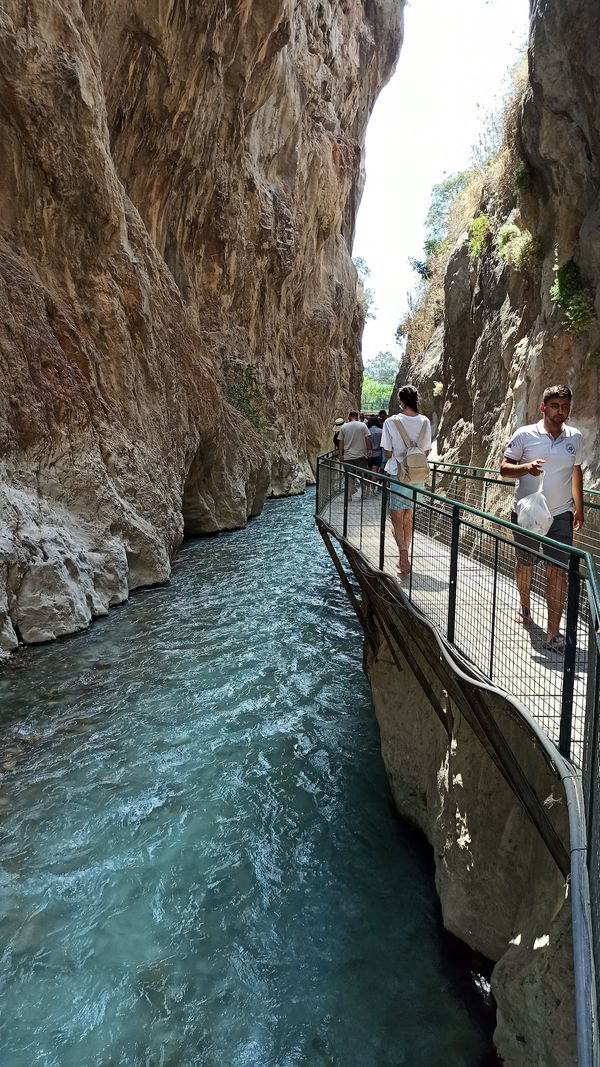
[543,633,565,653]
[516,608,533,625]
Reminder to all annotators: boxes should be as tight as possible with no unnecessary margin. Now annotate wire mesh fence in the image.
[430,461,600,571]
[316,454,599,766]
[316,452,600,1062]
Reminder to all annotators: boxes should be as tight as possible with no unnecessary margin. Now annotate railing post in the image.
[408,486,417,600]
[585,615,600,854]
[379,480,387,571]
[342,467,349,539]
[431,463,438,497]
[447,504,460,643]
[489,538,499,679]
[559,554,581,760]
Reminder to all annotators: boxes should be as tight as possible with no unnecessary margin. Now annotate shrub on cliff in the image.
[469,214,491,257]
[220,358,265,428]
[550,259,596,333]
[497,224,539,270]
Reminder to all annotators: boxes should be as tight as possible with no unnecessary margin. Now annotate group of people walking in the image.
[334,386,432,576]
[333,382,585,653]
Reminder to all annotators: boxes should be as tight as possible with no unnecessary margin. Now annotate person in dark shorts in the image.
[337,410,372,501]
[367,416,383,471]
[500,385,584,653]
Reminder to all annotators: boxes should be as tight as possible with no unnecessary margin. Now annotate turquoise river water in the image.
[0,492,498,1066]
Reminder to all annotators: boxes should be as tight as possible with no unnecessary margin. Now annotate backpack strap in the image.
[416,420,428,448]
[394,417,416,449]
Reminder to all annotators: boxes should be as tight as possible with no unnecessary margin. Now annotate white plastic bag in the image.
[515,476,553,535]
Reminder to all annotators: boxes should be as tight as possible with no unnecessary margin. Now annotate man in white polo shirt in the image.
[500,384,584,653]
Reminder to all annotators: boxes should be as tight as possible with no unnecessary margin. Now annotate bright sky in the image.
[353,0,530,366]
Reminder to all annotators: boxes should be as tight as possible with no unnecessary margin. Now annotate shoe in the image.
[543,633,565,653]
[516,608,533,625]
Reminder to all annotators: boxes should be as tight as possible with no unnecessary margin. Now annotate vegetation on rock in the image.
[513,163,531,199]
[550,259,596,333]
[397,170,482,356]
[353,256,376,321]
[469,213,491,257]
[220,358,265,429]
[497,223,539,270]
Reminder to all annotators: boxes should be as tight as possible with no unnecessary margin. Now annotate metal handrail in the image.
[336,457,599,570]
[431,458,600,497]
[316,452,600,1065]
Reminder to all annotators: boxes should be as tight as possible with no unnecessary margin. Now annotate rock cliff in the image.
[396,0,600,484]
[365,615,576,1067]
[0,0,403,648]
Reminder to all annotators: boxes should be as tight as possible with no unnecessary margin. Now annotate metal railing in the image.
[316,453,600,1063]
[428,460,600,570]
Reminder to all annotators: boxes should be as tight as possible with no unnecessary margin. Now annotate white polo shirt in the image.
[504,420,583,516]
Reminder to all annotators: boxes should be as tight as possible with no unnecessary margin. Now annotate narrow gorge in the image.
[0,0,402,650]
[1,2,599,1066]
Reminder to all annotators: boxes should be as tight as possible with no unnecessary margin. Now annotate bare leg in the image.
[546,564,567,638]
[401,510,414,572]
[390,510,404,557]
[515,561,533,615]
[389,510,411,574]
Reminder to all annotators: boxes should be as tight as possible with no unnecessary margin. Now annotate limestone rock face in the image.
[366,628,576,1067]
[400,0,600,481]
[0,1,403,646]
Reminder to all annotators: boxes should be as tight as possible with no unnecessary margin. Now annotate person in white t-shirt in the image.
[500,384,584,653]
[381,385,432,575]
[338,410,372,500]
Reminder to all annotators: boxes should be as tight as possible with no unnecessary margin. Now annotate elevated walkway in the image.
[316,454,600,1066]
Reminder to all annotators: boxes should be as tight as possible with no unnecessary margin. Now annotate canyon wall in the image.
[365,614,576,1067]
[0,0,403,649]
[396,0,600,486]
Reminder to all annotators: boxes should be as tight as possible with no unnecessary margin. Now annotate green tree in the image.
[424,171,471,245]
[360,377,393,411]
[364,350,399,385]
[352,256,371,278]
[353,256,376,320]
[408,171,471,284]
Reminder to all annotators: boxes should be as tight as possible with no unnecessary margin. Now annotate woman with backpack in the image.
[381,385,432,575]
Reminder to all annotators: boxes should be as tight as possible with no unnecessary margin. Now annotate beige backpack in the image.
[394,418,430,483]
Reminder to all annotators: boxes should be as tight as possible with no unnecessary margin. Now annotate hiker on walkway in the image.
[338,410,372,501]
[381,386,432,575]
[500,384,584,653]
[367,416,383,473]
[332,417,344,452]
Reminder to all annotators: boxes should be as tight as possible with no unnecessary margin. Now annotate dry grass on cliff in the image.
[473,53,528,209]
[399,171,483,361]
[399,55,528,363]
